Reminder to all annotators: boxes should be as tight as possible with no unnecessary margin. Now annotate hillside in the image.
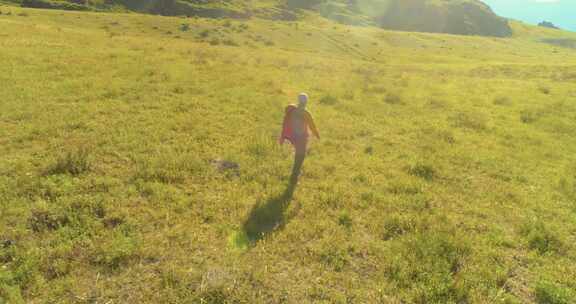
[377,0,512,37]
[6,0,513,36]
[1,3,576,304]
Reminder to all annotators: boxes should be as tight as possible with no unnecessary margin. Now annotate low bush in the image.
[319,95,339,105]
[408,163,436,181]
[521,221,564,255]
[45,146,92,176]
[179,23,190,32]
[384,92,403,105]
[452,112,488,131]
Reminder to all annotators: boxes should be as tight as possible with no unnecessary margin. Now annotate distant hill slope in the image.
[297,0,512,37]
[10,0,511,37]
[377,0,512,37]
[539,21,560,30]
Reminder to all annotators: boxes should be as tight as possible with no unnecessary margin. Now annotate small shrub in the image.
[40,244,75,280]
[408,163,436,181]
[428,98,448,109]
[179,23,190,32]
[320,247,348,272]
[381,216,414,240]
[28,208,68,232]
[364,146,373,155]
[388,183,421,195]
[209,38,220,46]
[494,96,512,106]
[437,129,456,144]
[371,85,388,94]
[420,127,456,144]
[172,86,184,94]
[338,211,352,229]
[198,29,210,38]
[352,174,369,184]
[539,86,551,95]
[452,112,488,131]
[520,109,540,124]
[319,95,338,105]
[222,39,238,47]
[93,233,139,271]
[320,191,344,209]
[360,191,377,203]
[521,221,564,255]
[535,281,572,304]
[45,147,92,176]
[384,93,403,105]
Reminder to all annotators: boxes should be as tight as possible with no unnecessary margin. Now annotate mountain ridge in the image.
[6,0,514,37]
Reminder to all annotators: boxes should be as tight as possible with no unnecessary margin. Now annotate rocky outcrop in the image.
[538,21,560,30]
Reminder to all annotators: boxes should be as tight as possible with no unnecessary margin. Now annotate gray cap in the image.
[298,93,309,107]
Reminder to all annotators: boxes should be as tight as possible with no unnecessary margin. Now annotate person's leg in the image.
[290,137,307,184]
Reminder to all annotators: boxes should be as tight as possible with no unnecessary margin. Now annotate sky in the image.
[482,0,575,31]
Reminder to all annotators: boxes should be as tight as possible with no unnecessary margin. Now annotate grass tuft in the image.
[384,92,403,105]
[408,163,436,181]
[338,211,352,229]
[385,231,471,303]
[521,221,564,255]
[535,281,573,304]
[45,146,92,176]
[319,94,339,105]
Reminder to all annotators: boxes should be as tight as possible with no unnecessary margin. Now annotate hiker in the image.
[279,93,320,182]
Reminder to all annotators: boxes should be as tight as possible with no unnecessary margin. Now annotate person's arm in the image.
[279,106,293,144]
[306,111,320,139]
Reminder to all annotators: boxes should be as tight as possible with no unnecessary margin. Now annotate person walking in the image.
[279,93,320,183]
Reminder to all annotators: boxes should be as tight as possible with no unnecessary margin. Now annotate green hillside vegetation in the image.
[1,3,576,303]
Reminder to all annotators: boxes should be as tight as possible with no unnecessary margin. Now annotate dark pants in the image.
[290,136,307,184]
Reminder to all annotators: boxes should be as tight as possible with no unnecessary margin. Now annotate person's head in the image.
[298,93,309,109]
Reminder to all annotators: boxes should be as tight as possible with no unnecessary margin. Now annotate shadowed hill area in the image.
[7,0,512,36]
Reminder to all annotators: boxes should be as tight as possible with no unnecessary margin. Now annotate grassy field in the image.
[1,4,576,303]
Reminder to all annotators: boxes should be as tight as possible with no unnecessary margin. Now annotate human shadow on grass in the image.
[242,154,305,244]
